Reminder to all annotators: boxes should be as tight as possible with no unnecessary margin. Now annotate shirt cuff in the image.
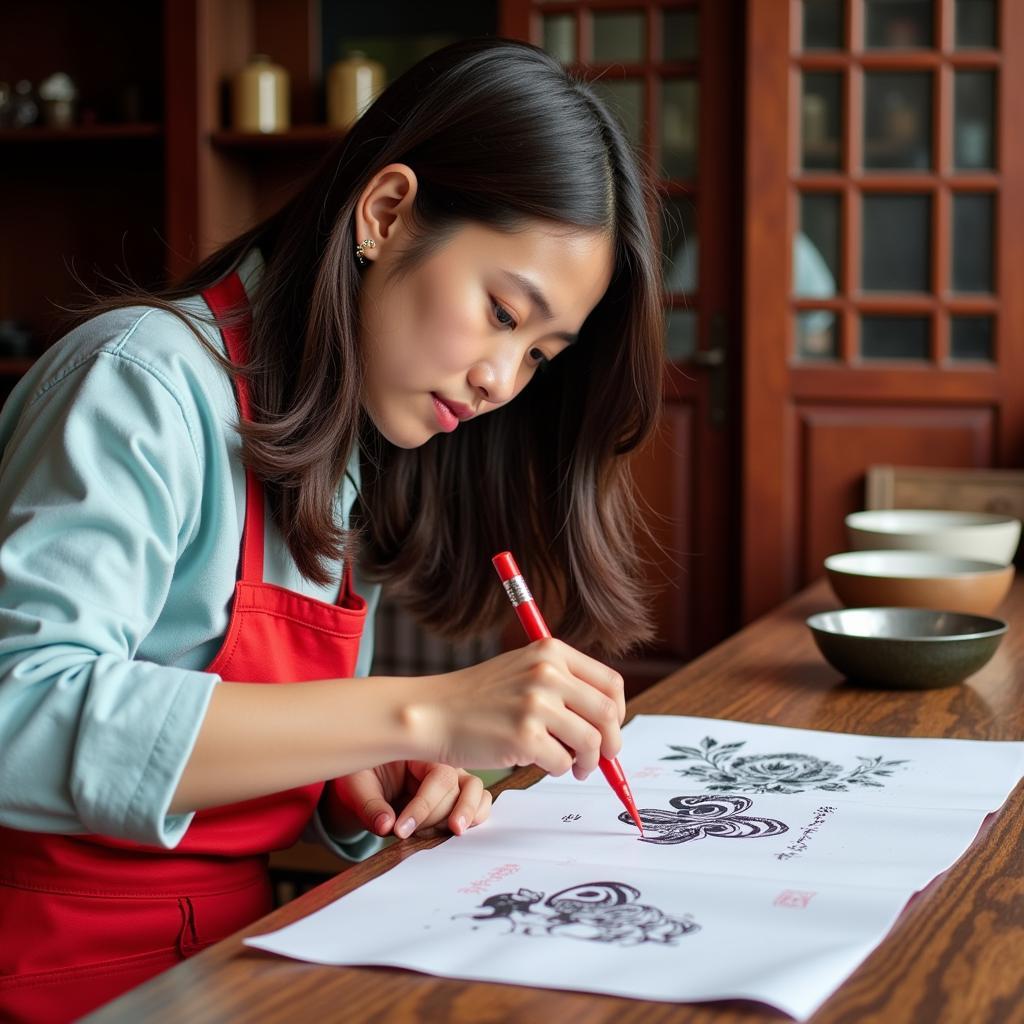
[304,802,385,864]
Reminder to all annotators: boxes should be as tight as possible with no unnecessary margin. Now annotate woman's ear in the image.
[354,163,419,261]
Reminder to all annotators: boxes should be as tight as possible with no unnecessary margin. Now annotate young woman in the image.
[0,37,663,1020]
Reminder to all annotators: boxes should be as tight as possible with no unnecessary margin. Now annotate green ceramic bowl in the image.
[806,607,1007,689]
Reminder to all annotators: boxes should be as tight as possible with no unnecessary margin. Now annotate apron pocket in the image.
[0,945,182,1024]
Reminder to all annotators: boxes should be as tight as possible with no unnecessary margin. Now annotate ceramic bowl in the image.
[806,607,1007,689]
[824,550,1015,616]
[845,510,1021,566]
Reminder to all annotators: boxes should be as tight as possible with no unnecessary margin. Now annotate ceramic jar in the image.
[326,51,384,129]
[232,54,289,133]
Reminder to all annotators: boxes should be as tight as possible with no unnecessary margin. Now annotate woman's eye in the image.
[529,348,550,367]
[492,299,517,330]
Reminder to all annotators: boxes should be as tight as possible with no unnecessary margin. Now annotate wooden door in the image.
[743,0,1024,620]
[502,0,743,690]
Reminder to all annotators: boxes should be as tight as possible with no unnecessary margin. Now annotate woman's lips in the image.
[431,393,460,432]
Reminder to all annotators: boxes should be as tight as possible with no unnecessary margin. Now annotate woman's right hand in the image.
[409,638,626,781]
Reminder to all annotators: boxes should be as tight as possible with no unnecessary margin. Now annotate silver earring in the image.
[355,238,376,266]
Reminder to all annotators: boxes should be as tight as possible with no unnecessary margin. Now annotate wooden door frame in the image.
[500,0,744,667]
[742,0,1024,622]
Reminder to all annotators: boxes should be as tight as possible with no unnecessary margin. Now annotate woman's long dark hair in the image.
[82,38,664,658]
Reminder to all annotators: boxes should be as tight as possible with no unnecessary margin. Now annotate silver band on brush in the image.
[502,574,533,607]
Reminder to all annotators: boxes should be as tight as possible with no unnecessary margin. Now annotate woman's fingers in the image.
[333,769,396,835]
[524,642,623,766]
[559,678,622,765]
[446,772,485,835]
[394,767,496,838]
[548,639,626,723]
[469,787,493,827]
[393,763,461,837]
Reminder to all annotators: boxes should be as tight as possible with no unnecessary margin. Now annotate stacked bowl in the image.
[807,510,1019,689]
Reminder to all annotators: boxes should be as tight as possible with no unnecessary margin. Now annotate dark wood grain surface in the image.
[84,579,1024,1023]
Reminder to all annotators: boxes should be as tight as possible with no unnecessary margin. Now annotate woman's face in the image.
[355,165,614,449]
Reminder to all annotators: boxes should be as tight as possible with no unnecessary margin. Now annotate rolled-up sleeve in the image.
[0,338,219,848]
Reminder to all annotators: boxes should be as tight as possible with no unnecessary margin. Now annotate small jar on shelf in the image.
[326,50,385,130]
[231,55,290,133]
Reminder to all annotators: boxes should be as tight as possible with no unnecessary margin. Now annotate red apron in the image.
[0,271,367,1022]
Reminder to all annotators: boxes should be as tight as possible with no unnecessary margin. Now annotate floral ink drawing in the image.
[661,737,909,795]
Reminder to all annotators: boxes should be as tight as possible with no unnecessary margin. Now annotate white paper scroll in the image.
[246,716,1024,1020]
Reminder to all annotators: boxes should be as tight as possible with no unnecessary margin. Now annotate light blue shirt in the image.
[0,249,382,859]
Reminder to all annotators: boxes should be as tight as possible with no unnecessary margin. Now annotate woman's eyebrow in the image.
[499,269,578,344]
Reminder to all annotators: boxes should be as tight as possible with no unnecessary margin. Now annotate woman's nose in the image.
[467,357,518,406]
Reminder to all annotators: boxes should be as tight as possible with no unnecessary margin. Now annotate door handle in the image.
[691,313,728,427]
[691,347,725,368]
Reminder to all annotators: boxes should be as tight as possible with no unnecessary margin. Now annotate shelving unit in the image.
[0,124,163,142]
[0,1,359,366]
[210,126,344,150]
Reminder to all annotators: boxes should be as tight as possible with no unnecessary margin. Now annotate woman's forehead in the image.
[439,221,614,316]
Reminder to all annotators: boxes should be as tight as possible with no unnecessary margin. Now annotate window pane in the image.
[797,312,840,360]
[593,11,645,63]
[865,0,933,48]
[661,79,699,179]
[954,71,995,170]
[542,14,576,64]
[801,72,843,171]
[861,316,930,360]
[951,316,994,361]
[590,79,645,149]
[797,193,841,295]
[952,194,994,292]
[665,310,697,362]
[864,72,932,170]
[803,0,844,49]
[663,10,698,61]
[862,194,931,292]
[662,197,698,293]
[956,0,997,47]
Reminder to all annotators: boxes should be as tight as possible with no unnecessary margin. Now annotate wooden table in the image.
[85,579,1024,1023]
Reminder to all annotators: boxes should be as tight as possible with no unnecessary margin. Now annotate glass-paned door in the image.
[744,0,1024,620]
[503,1,743,687]
[794,0,999,366]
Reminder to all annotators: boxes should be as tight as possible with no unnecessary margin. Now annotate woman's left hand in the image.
[328,761,493,839]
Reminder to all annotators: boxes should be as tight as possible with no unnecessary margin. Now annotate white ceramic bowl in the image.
[845,510,1021,566]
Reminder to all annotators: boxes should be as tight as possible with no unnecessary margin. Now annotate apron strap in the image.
[201,271,265,585]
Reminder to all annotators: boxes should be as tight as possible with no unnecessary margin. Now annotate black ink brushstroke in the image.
[619,795,789,845]
[457,881,700,946]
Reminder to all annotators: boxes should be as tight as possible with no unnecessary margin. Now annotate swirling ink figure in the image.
[460,881,699,946]
[620,795,789,845]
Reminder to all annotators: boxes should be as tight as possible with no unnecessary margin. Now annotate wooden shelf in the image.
[0,358,35,376]
[0,124,163,143]
[210,126,347,150]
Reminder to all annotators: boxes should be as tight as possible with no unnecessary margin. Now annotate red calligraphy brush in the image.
[491,550,644,836]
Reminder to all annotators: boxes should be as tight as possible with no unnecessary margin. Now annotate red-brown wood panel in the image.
[744,0,1024,621]
[630,402,695,654]
[793,403,995,578]
[502,0,743,681]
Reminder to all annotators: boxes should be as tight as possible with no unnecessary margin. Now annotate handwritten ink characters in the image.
[773,890,816,909]
[458,881,700,947]
[776,805,836,861]
[619,795,789,845]
[561,813,582,822]
[457,862,521,896]
[661,737,908,795]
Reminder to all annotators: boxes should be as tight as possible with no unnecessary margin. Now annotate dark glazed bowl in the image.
[806,607,1007,689]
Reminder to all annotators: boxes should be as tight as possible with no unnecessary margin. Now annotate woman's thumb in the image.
[334,771,396,835]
